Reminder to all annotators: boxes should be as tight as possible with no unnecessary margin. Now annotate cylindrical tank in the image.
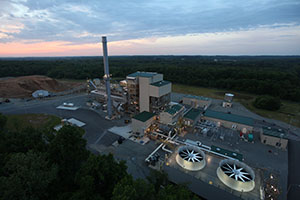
[224,93,234,102]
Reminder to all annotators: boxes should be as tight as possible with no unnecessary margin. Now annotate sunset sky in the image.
[0,0,300,57]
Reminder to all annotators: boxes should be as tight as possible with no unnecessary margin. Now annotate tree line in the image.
[1,56,300,101]
[0,113,200,200]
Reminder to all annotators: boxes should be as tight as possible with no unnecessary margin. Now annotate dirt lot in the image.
[0,75,83,98]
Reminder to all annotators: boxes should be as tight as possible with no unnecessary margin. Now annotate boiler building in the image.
[126,72,171,115]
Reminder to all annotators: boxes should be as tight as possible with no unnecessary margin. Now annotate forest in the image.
[0,113,200,200]
[0,56,300,101]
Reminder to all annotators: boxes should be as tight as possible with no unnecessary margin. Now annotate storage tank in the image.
[224,93,234,102]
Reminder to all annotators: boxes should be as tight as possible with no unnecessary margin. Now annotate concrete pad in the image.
[67,118,86,127]
[108,125,132,139]
[56,105,79,110]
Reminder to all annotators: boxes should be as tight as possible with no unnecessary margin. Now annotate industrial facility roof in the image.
[127,71,157,78]
[204,110,254,126]
[211,145,243,161]
[262,127,288,139]
[133,111,156,122]
[183,108,202,121]
[165,104,183,115]
[150,80,171,87]
[184,94,211,101]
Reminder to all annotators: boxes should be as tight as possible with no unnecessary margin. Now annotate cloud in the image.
[0,0,299,55]
[1,24,299,56]
[0,0,299,43]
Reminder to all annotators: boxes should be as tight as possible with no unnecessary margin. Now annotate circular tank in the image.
[217,159,255,192]
[224,93,234,102]
[176,145,206,171]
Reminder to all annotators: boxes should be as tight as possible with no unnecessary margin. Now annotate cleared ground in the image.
[0,75,83,98]
[4,113,61,131]
[172,84,300,127]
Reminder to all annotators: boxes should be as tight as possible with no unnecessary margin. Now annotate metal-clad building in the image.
[260,127,288,150]
[182,94,211,109]
[183,108,202,127]
[159,104,184,125]
[203,110,254,133]
[131,111,156,135]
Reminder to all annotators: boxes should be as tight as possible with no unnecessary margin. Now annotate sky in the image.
[0,0,300,56]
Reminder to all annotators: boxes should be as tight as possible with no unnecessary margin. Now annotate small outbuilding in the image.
[131,111,156,136]
[260,127,288,150]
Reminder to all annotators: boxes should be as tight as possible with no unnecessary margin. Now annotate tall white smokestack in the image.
[102,36,112,118]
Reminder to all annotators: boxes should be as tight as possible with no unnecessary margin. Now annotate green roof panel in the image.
[127,71,157,78]
[204,110,254,126]
[211,145,243,161]
[262,127,288,139]
[150,80,171,87]
[184,94,211,101]
[133,111,155,122]
[165,104,183,115]
[183,108,202,121]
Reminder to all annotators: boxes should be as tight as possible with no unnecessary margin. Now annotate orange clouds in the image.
[0,41,100,57]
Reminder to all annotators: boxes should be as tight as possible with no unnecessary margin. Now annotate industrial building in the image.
[183,108,203,127]
[260,127,288,150]
[203,110,254,133]
[131,111,156,136]
[159,104,184,125]
[126,72,171,115]
[182,95,211,109]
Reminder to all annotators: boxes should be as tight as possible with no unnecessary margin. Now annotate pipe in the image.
[145,142,165,163]
[102,36,112,118]
[162,132,178,153]
[162,145,173,153]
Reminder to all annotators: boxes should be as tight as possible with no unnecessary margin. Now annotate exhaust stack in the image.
[102,36,112,119]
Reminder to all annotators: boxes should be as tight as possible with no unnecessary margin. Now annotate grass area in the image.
[4,113,61,132]
[172,84,300,127]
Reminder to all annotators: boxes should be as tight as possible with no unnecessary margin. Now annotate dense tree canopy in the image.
[0,151,58,200]
[1,56,300,101]
[253,95,281,111]
[0,114,201,200]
